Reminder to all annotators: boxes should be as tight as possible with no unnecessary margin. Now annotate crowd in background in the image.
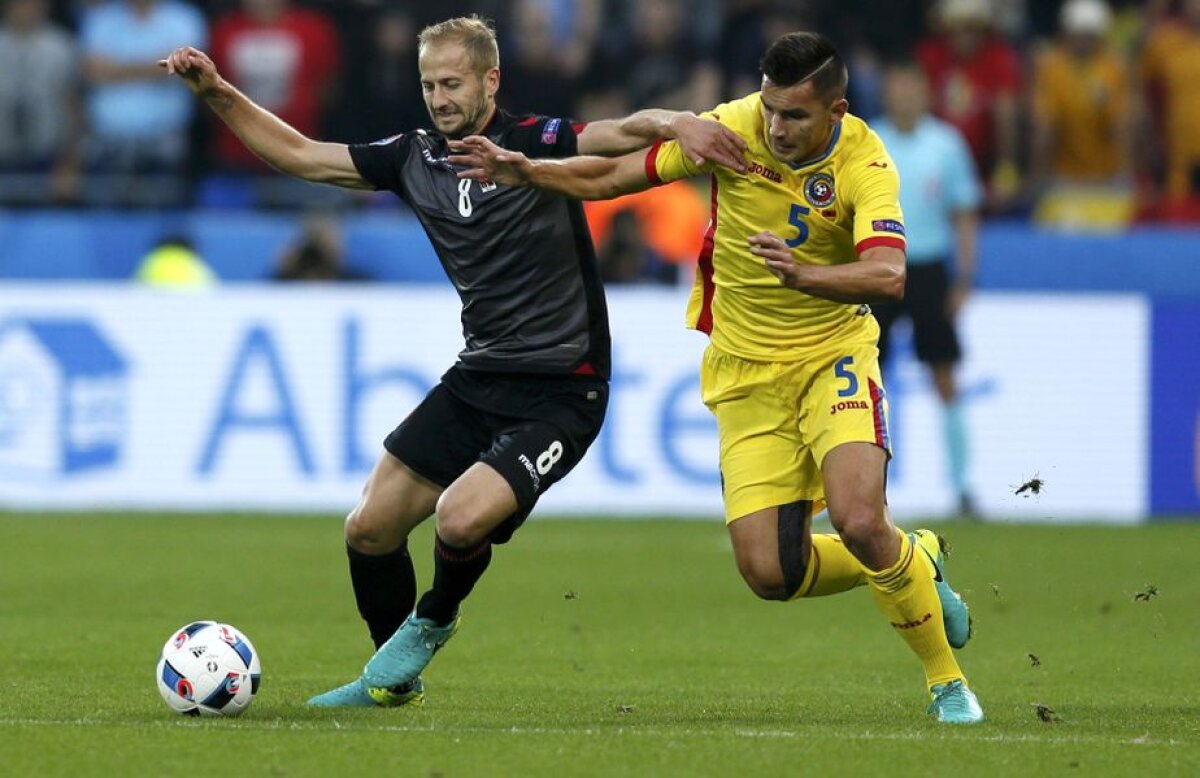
[1,0,1198,280]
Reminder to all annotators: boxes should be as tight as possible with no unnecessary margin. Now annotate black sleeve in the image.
[348,133,413,197]
[503,116,583,160]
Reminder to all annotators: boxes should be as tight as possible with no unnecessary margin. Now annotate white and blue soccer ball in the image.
[155,621,261,717]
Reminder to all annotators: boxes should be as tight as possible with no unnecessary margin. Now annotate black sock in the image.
[415,533,492,626]
[347,542,416,649]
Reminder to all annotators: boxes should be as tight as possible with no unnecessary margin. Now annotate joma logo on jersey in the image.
[747,162,782,183]
[830,399,870,415]
[890,612,933,630]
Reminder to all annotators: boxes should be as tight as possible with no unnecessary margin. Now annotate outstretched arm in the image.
[449,136,656,201]
[751,232,906,303]
[159,47,371,190]
[578,110,747,172]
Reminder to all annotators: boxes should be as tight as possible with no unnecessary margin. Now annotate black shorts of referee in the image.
[873,260,962,366]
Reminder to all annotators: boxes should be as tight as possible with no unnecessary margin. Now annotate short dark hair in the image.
[760,32,848,100]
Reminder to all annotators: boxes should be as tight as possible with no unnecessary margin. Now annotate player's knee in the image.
[434,494,492,548]
[344,505,402,555]
[830,506,887,558]
[736,559,790,601]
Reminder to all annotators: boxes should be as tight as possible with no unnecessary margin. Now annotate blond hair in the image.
[418,15,500,73]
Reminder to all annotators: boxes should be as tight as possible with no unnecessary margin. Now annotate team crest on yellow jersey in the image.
[804,172,837,208]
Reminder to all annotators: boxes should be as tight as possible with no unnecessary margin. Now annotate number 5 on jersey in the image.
[786,203,811,247]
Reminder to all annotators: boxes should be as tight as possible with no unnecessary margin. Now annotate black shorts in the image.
[383,367,609,544]
[873,261,962,366]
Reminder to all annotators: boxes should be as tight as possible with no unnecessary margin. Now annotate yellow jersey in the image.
[1140,21,1200,197]
[646,93,905,361]
[1034,45,1129,180]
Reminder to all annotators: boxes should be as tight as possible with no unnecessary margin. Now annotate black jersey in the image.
[349,110,611,380]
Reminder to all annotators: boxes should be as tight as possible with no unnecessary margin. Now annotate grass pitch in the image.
[0,513,1196,776]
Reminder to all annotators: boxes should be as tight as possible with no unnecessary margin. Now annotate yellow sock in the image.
[867,530,963,689]
[791,534,867,598]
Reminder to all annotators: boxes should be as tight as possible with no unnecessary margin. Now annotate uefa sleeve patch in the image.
[872,219,905,236]
[541,118,561,145]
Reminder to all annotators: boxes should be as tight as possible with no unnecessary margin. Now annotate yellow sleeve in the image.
[845,146,907,255]
[646,137,707,185]
[647,102,750,185]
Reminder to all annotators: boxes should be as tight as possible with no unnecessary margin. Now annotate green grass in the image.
[0,514,1197,776]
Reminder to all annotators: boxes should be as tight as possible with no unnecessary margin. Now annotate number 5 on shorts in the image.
[834,356,858,397]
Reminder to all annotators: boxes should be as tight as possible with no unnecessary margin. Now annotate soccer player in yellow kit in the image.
[450,31,983,723]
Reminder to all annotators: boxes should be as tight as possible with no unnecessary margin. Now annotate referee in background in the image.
[872,60,983,520]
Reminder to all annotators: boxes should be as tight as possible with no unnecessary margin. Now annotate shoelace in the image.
[413,621,450,650]
[928,681,967,714]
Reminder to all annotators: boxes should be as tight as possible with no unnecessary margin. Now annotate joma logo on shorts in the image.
[830,400,870,415]
[890,612,933,630]
[518,454,541,491]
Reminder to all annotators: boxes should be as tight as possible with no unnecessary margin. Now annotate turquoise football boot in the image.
[928,680,985,724]
[362,613,460,689]
[911,529,972,649]
[306,676,424,708]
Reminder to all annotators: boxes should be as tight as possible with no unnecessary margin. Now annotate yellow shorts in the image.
[700,340,892,523]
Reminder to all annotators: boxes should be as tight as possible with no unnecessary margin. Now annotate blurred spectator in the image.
[917,0,1022,210]
[1032,0,1134,230]
[872,60,983,519]
[209,0,340,172]
[0,0,81,203]
[335,8,425,143]
[135,233,217,288]
[499,0,597,118]
[593,210,659,283]
[584,180,709,284]
[583,0,720,118]
[1139,0,1200,212]
[718,0,776,97]
[719,1,819,98]
[816,0,932,120]
[273,213,369,282]
[81,0,207,203]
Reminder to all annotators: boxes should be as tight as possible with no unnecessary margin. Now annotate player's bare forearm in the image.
[579,110,684,155]
[201,82,367,188]
[527,156,650,200]
[579,110,747,172]
[204,82,304,173]
[751,233,906,302]
[160,47,369,189]
[449,136,653,200]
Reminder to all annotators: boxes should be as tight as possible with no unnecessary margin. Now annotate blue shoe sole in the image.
[307,677,425,708]
[306,679,376,708]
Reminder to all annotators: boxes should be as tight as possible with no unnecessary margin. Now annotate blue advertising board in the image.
[1150,302,1200,515]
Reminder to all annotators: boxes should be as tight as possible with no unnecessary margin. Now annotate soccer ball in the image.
[155,621,261,717]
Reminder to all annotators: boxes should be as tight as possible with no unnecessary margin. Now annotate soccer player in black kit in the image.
[161,15,748,708]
